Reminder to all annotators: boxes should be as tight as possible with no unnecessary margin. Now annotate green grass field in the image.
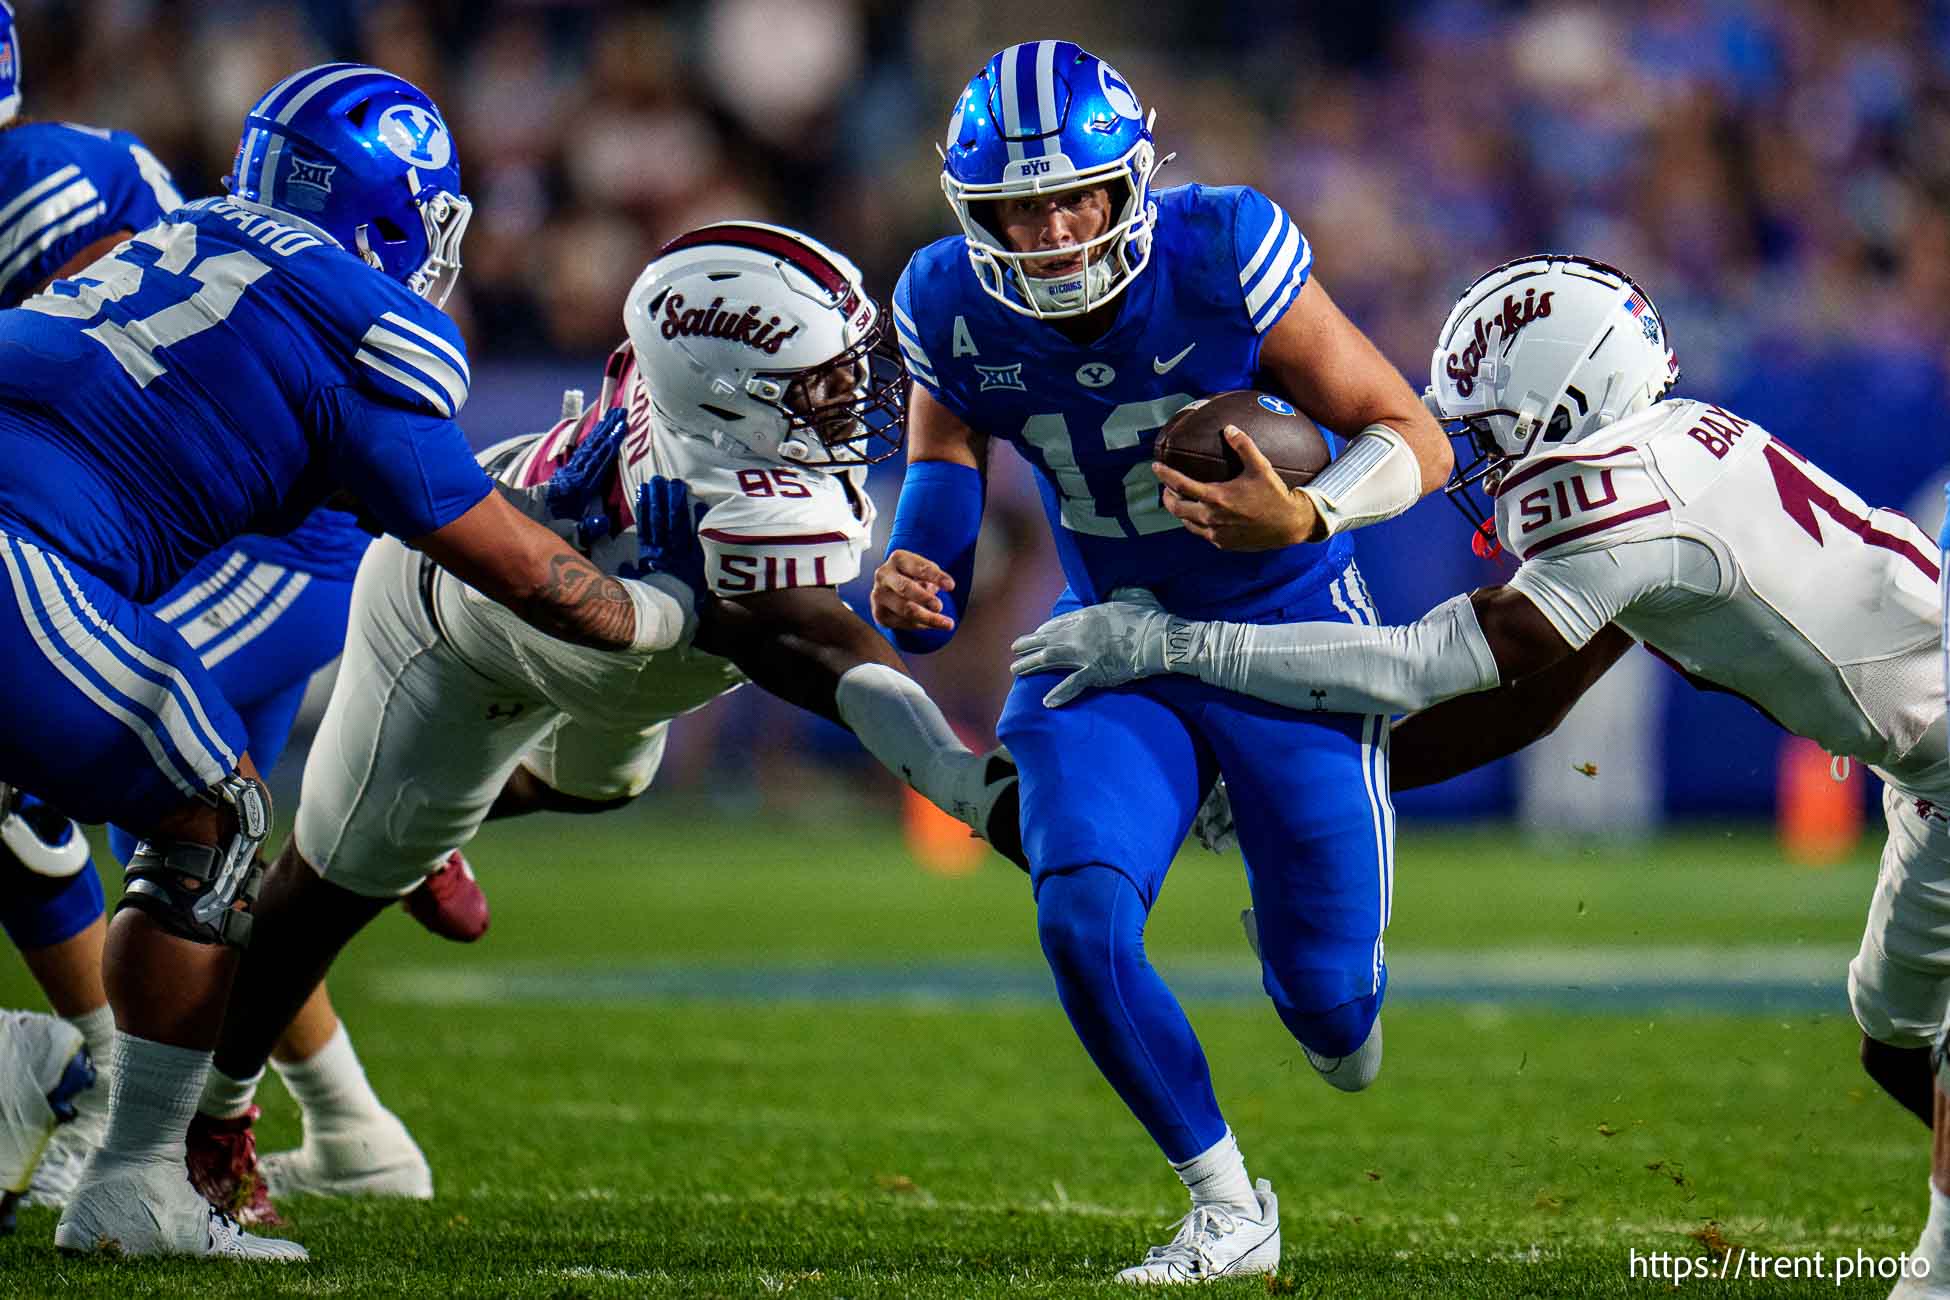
[0,810,1926,1297]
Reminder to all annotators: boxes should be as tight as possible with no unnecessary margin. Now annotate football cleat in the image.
[26,1044,111,1208]
[402,850,490,942]
[0,1011,92,1233]
[55,1156,306,1259]
[1116,1179,1280,1284]
[186,1104,282,1226]
[1303,1020,1383,1094]
[261,1107,432,1201]
[1240,913,1383,1091]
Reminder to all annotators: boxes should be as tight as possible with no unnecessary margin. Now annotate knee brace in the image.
[118,774,270,948]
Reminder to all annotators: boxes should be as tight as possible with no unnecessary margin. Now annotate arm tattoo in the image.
[517,552,637,651]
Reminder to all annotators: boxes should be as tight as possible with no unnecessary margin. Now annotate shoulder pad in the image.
[350,291,472,419]
[1218,184,1312,334]
[892,256,944,394]
[1495,442,1673,561]
[692,468,869,596]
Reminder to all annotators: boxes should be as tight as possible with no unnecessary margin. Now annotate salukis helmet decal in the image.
[1427,254,1680,540]
[228,63,472,307]
[940,40,1165,320]
[624,221,906,468]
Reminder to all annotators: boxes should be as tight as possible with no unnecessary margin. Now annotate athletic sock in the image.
[197,1064,263,1120]
[64,1004,115,1074]
[272,1023,384,1129]
[1172,1128,1259,1215]
[96,1034,208,1165]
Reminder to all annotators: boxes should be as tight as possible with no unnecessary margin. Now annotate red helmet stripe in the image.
[656,224,857,310]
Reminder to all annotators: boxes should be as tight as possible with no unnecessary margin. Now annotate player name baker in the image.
[657,292,801,354]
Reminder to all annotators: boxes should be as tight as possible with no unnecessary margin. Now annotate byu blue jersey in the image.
[0,196,490,602]
[894,184,1352,620]
[0,121,180,308]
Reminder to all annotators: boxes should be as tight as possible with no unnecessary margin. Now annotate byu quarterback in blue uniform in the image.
[874,41,1451,1282]
[20,64,688,1261]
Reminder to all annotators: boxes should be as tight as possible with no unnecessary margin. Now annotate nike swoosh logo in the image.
[1153,343,1196,374]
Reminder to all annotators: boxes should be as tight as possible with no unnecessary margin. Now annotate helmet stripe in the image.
[1015,42,1044,155]
[998,46,1025,161]
[252,62,360,120]
[656,223,854,306]
[1032,39,1058,154]
[273,64,385,125]
[256,130,283,202]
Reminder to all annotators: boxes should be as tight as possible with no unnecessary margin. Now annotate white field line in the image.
[367,945,1854,1008]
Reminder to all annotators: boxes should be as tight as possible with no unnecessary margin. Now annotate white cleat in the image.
[1240,913,1384,1092]
[1116,1179,1280,1285]
[54,1156,307,1259]
[28,1053,111,1208]
[261,1110,432,1201]
[0,1010,92,1228]
[1304,1019,1383,1093]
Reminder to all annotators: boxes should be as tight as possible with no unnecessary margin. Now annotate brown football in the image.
[1154,390,1330,488]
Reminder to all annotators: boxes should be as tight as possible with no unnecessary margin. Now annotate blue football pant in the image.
[106,546,357,865]
[0,541,354,949]
[1000,566,1394,1162]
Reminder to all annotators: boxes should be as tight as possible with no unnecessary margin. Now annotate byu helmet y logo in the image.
[378,104,449,169]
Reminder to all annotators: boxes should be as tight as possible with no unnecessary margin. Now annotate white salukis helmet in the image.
[623,221,907,467]
[1428,254,1680,536]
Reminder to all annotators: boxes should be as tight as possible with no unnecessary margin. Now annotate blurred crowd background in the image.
[19,0,1950,826]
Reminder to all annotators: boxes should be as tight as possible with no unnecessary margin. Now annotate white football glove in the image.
[1008,587,1182,708]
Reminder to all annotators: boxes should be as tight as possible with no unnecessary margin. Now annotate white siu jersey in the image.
[1492,398,1948,796]
[446,340,875,723]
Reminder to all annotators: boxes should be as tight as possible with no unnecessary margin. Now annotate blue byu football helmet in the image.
[940,40,1163,320]
[227,64,471,307]
[0,2,21,126]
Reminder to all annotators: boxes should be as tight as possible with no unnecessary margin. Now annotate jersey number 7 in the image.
[1765,441,1938,580]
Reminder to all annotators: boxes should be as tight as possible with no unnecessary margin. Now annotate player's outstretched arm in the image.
[1159,277,1450,549]
[870,385,989,650]
[414,489,692,654]
[1390,624,1635,789]
[1011,582,1580,716]
[700,584,1025,869]
[634,475,1024,867]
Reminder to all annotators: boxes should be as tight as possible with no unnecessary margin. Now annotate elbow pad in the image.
[883,460,983,654]
[1296,424,1422,538]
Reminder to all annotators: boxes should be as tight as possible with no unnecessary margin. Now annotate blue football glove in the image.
[544,407,628,547]
[635,476,709,605]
